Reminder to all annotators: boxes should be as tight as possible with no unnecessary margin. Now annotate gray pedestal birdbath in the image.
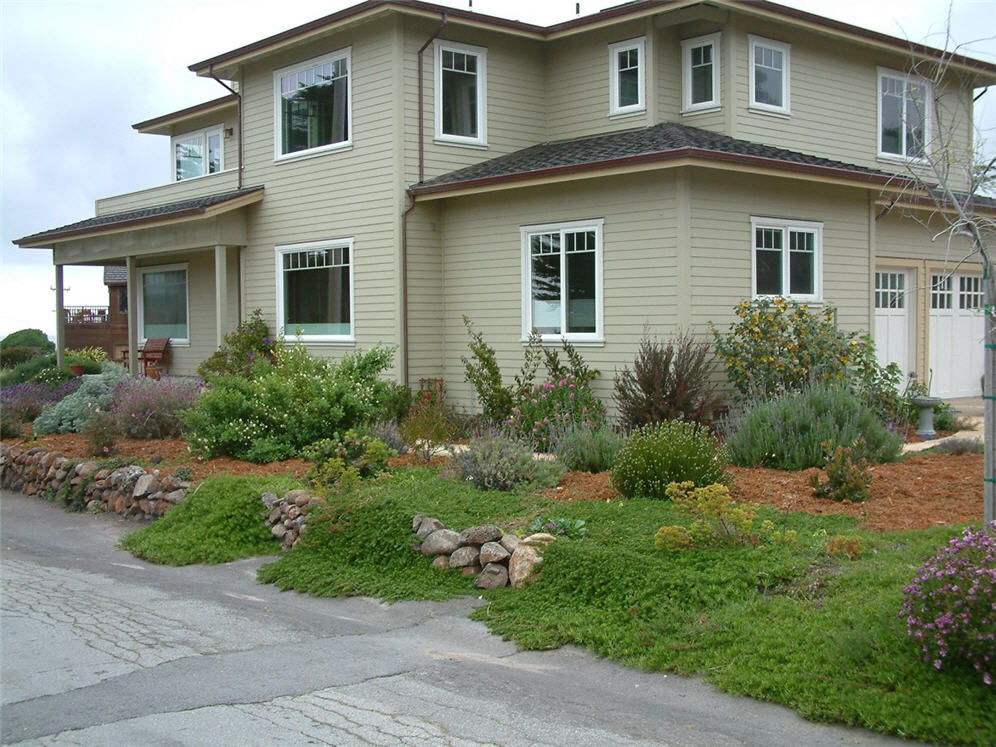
[910,395,943,439]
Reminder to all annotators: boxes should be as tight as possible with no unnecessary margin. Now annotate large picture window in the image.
[681,33,720,113]
[274,50,351,158]
[609,37,645,116]
[749,36,790,115]
[139,264,188,343]
[172,126,223,181]
[878,69,929,159]
[435,41,487,145]
[276,240,353,341]
[522,220,603,342]
[751,217,821,301]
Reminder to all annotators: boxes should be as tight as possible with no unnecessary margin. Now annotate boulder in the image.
[261,492,280,510]
[522,532,558,546]
[420,529,460,556]
[457,524,502,546]
[431,556,450,570]
[475,563,509,589]
[283,489,310,507]
[76,461,101,478]
[416,516,446,539]
[479,541,510,565]
[449,546,481,568]
[508,540,553,589]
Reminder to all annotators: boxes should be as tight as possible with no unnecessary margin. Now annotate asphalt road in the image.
[0,490,905,746]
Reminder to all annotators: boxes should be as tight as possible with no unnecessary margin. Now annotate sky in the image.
[1,0,995,341]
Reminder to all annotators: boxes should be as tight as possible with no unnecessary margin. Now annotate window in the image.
[276,240,353,341]
[878,69,929,159]
[274,50,351,158]
[172,126,223,181]
[139,264,188,343]
[749,36,790,115]
[521,220,603,342]
[681,33,720,113]
[931,274,952,310]
[960,276,983,310]
[435,41,487,145]
[609,38,645,116]
[875,271,905,309]
[751,217,821,300]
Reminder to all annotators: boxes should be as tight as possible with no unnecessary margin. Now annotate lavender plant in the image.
[110,376,202,439]
[900,523,996,686]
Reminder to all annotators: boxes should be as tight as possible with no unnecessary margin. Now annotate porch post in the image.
[126,256,139,375]
[214,245,228,350]
[54,264,65,367]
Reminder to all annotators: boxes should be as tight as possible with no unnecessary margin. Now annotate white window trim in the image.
[138,263,190,346]
[273,48,352,162]
[171,125,224,181]
[520,218,604,344]
[876,67,932,163]
[750,217,822,302]
[608,37,646,117]
[748,35,790,116]
[275,239,355,344]
[434,40,488,147]
[681,33,721,114]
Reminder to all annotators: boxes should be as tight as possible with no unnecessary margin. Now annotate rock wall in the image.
[262,488,326,550]
[0,443,189,519]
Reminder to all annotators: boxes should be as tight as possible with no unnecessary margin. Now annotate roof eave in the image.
[133,94,239,135]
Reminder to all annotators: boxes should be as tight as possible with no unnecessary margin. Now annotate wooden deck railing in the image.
[64,306,110,325]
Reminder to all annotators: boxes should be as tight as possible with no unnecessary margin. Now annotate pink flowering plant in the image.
[900,523,996,686]
[507,376,605,452]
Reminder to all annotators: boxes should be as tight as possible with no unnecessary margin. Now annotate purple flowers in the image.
[110,376,202,439]
[506,376,606,452]
[900,522,995,686]
[0,379,81,426]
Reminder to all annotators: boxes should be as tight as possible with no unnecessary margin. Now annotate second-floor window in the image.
[681,33,720,113]
[172,126,222,181]
[609,38,645,116]
[751,217,821,301]
[435,41,487,145]
[275,49,351,158]
[878,70,929,160]
[749,36,790,115]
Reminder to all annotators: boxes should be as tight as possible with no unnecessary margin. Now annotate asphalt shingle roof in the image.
[413,122,896,193]
[15,186,264,246]
[102,266,127,285]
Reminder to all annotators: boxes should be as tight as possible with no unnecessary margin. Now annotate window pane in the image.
[283,251,351,336]
[174,136,203,181]
[755,250,782,295]
[207,132,222,173]
[617,48,640,108]
[531,237,561,334]
[906,82,926,158]
[753,45,783,107]
[142,270,187,339]
[442,50,478,137]
[690,44,713,104]
[281,59,348,154]
[566,245,596,333]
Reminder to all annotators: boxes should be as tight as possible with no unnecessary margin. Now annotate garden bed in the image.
[7,433,984,532]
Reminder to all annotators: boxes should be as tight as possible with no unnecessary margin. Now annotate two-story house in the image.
[15,0,996,407]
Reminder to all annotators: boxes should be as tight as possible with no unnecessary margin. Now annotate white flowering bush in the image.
[611,420,729,499]
[33,364,129,435]
[183,345,394,462]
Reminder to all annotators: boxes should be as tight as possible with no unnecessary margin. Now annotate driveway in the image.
[1,490,904,746]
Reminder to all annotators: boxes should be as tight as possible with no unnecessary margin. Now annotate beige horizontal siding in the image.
[876,211,976,264]
[96,171,240,216]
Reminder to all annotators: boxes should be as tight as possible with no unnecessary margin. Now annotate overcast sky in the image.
[1,0,994,341]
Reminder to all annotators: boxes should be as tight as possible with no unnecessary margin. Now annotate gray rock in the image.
[131,473,161,499]
[475,563,509,589]
[416,517,446,539]
[479,541,510,565]
[271,524,287,539]
[163,489,186,504]
[283,489,310,506]
[449,546,481,568]
[261,492,279,510]
[412,514,426,533]
[431,556,450,570]
[76,461,101,478]
[500,534,520,553]
[458,524,502,546]
[420,529,460,556]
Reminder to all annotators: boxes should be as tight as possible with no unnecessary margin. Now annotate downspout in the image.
[401,13,448,387]
[210,68,243,190]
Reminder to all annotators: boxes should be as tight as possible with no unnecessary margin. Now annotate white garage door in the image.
[874,270,912,378]
[929,274,984,398]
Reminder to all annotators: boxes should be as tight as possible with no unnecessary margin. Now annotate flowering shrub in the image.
[809,439,873,502]
[33,365,129,435]
[508,376,605,453]
[197,309,280,379]
[654,482,795,551]
[529,516,587,539]
[548,421,623,473]
[453,431,564,492]
[66,346,108,364]
[303,430,393,482]
[611,420,729,499]
[83,409,119,457]
[724,387,902,470]
[110,376,202,439]
[901,524,995,686]
[183,346,394,462]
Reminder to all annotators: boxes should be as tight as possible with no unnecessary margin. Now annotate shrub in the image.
[724,387,903,470]
[931,437,984,455]
[809,439,873,502]
[822,533,865,560]
[932,402,958,432]
[33,365,129,435]
[66,346,108,364]
[653,482,795,551]
[109,376,202,439]
[303,430,393,481]
[0,379,81,434]
[0,354,58,387]
[379,383,413,424]
[368,420,407,454]
[529,516,587,539]
[548,421,623,473]
[183,345,394,462]
[398,379,458,461]
[1,328,53,354]
[541,339,600,389]
[613,331,724,429]
[1,345,44,368]
[460,316,538,422]
[33,365,79,388]
[197,309,280,379]
[901,523,995,686]
[611,420,729,499]
[453,431,564,491]
[83,409,119,457]
[508,376,606,452]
